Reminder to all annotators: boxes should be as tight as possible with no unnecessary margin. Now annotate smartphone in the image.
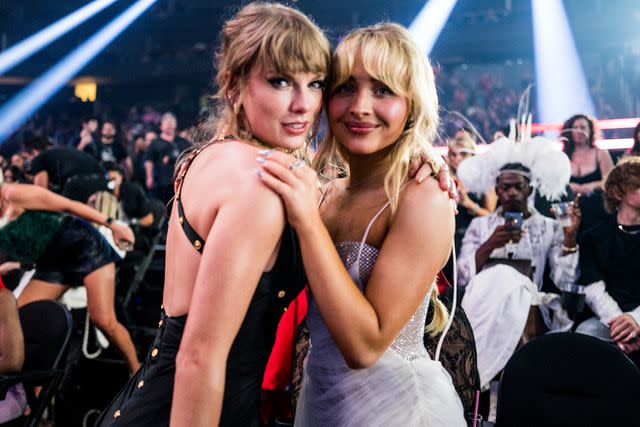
[504,211,524,230]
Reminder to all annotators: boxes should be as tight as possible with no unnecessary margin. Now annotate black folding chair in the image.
[496,332,640,427]
[0,300,73,427]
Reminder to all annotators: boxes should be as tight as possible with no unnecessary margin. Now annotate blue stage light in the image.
[532,0,595,123]
[0,0,157,144]
[409,0,457,54]
[0,0,119,76]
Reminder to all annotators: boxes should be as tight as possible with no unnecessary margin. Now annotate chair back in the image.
[19,300,73,372]
[496,332,640,426]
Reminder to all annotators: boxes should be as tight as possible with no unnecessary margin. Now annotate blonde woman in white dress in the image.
[258,23,465,426]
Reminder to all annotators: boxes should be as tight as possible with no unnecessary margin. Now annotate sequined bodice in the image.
[306,240,432,381]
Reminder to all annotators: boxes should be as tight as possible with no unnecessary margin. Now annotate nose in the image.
[290,86,313,114]
[349,88,372,117]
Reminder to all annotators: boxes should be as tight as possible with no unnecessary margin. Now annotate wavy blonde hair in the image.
[190,2,331,160]
[313,23,448,335]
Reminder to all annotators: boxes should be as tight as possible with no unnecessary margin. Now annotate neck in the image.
[345,146,394,191]
[617,205,640,226]
[573,143,591,152]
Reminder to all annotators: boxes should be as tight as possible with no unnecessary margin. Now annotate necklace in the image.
[617,224,640,235]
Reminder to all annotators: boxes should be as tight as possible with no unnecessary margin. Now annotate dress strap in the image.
[355,201,391,265]
[175,149,206,253]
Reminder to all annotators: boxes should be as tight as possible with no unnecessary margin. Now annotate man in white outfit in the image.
[455,137,580,386]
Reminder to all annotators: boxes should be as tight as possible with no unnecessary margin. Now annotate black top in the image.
[579,215,640,312]
[83,139,128,163]
[29,147,105,192]
[119,182,152,220]
[144,136,191,188]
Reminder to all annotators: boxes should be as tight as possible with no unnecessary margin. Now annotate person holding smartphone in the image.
[454,138,581,387]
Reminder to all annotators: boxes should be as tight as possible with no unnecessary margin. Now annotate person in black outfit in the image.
[144,113,190,206]
[95,4,331,426]
[83,120,131,170]
[131,133,149,187]
[24,136,108,202]
[577,156,640,359]
[103,161,154,227]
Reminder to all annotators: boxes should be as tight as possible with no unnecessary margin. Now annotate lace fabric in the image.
[425,295,481,414]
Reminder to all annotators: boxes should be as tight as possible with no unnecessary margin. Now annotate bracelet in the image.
[562,245,578,253]
[105,217,114,227]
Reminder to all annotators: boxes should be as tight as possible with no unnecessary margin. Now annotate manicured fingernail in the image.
[256,169,263,177]
[256,157,266,164]
[258,149,272,156]
[417,174,425,183]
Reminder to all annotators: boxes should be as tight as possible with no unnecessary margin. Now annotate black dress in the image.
[95,152,306,427]
[570,169,608,236]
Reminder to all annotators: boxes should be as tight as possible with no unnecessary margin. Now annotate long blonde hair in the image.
[313,23,448,335]
[190,2,331,159]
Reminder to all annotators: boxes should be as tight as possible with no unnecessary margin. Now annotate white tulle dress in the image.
[295,202,465,427]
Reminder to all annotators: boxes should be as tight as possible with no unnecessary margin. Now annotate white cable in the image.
[82,312,102,359]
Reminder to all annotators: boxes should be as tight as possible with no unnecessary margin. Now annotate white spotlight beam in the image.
[409,0,457,54]
[0,0,119,76]
[0,0,157,144]
[532,0,595,123]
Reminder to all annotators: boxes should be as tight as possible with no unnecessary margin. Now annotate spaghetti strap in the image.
[355,201,391,264]
[175,148,206,253]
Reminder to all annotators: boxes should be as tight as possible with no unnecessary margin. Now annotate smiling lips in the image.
[344,121,378,134]
[282,121,308,135]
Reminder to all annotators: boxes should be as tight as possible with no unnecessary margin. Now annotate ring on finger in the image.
[288,159,305,170]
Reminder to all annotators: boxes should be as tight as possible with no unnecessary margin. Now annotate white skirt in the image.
[294,349,466,427]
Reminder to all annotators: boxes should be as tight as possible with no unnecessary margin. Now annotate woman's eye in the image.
[374,85,394,96]
[310,80,326,90]
[334,84,355,95]
[268,77,289,88]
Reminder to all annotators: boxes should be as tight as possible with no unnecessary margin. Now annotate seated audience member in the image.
[577,157,640,359]
[447,131,497,252]
[456,137,580,386]
[24,136,108,201]
[103,161,154,227]
[0,281,26,424]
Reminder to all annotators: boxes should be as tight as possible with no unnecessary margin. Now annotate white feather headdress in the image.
[456,116,571,201]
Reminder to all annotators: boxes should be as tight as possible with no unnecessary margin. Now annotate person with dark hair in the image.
[83,120,133,177]
[456,138,580,387]
[561,114,614,234]
[577,156,640,358]
[24,136,107,201]
[627,121,640,156]
[103,161,154,227]
[70,116,98,148]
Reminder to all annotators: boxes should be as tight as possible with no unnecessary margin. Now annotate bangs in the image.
[332,30,410,96]
[258,22,330,76]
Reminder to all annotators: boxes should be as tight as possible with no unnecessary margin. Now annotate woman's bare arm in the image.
[298,181,454,368]
[258,153,454,368]
[3,183,134,245]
